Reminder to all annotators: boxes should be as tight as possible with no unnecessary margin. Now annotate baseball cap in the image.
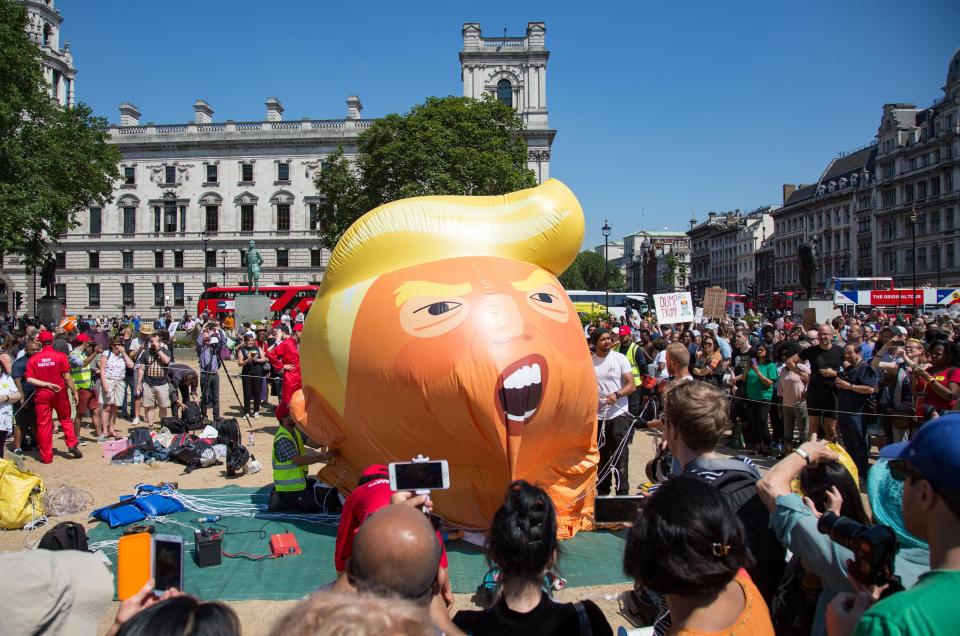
[892,326,908,337]
[38,331,54,343]
[73,333,92,344]
[881,414,960,497]
[618,326,632,336]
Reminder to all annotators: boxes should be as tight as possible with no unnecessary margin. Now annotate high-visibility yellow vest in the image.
[625,342,641,377]
[272,426,308,492]
[69,351,93,389]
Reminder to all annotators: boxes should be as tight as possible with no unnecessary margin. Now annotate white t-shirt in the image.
[654,349,669,379]
[593,351,632,419]
[0,373,16,432]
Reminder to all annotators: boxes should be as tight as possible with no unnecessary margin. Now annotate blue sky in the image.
[60,0,959,249]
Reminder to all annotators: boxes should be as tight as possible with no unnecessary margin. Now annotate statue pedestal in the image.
[234,294,273,327]
[36,297,63,327]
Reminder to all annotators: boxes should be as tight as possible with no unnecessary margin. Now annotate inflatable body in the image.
[298,180,598,535]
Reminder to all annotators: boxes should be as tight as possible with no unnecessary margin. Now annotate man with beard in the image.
[592,328,637,496]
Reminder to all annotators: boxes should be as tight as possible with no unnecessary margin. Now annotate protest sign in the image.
[702,286,727,320]
[654,292,694,325]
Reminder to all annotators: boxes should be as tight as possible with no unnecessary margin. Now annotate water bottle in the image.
[247,456,262,474]
[195,515,221,523]
[247,431,255,447]
[132,450,143,464]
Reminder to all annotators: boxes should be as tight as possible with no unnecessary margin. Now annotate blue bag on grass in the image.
[90,502,146,528]
[132,493,184,517]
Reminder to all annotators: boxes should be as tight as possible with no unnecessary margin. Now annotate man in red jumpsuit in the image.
[26,331,81,463]
[266,323,302,419]
[334,464,452,605]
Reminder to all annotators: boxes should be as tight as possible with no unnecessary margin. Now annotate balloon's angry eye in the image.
[530,292,556,304]
[416,301,462,316]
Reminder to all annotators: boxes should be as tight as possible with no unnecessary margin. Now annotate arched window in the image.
[496,79,512,107]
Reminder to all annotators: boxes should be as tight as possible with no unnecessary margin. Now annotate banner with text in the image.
[654,292,695,325]
[702,286,727,320]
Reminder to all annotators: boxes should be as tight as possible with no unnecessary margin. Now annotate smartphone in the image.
[153,534,184,595]
[388,460,450,492]
[750,358,758,367]
[117,532,153,600]
[594,495,645,523]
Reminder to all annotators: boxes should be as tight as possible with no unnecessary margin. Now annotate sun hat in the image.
[138,324,155,336]
[867,459,929,550]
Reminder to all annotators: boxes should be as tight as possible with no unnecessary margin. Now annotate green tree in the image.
[314,95,536,249]
[558,251,624,292]
[0,0,120,267]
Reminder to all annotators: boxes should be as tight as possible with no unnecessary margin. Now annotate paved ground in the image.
[0,352,681,635]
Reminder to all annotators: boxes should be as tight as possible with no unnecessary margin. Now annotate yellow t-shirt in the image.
[675,570,774,636]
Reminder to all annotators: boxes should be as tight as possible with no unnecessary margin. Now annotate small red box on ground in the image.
[269,532,301,557]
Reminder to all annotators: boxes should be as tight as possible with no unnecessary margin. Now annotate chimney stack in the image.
[119,102,141,127]
[193,99,213,124]
[346,95,363,120]
[265,97,284,122]
[462,23,481,49]
[782,184,797,204]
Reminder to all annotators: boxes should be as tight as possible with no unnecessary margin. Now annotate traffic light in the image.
[747,283,755,298]
[14,291,22,311]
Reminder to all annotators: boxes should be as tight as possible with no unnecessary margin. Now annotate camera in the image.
[817,512,901,588]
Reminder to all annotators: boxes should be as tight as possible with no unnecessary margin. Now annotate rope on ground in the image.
[42,485,95,517]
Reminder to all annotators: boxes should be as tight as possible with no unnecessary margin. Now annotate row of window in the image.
[71,282,184,309]
[88,202,322,235]
[54,248,326,271]
[123,161,298,187]
[879,207,956,241]
[879,243,957,274]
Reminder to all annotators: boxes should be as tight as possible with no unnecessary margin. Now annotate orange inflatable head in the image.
[300,180,597,535]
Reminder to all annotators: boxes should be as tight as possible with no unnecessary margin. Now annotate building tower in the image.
[21,0,76,107]
[460,22,556,183]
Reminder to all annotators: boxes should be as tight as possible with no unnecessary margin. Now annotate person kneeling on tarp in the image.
[269,413,335,513]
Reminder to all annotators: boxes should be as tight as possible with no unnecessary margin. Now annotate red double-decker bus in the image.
[197,285,318,322]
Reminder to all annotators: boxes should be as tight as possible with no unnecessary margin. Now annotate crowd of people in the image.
[2,303,959,635]
[0,311,304,463]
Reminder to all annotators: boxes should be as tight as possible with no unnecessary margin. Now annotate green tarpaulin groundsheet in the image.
[89,485,630,601]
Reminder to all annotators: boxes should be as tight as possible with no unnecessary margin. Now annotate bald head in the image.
[349,505,441,605]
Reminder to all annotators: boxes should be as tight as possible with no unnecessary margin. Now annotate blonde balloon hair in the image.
[302,179,585,416]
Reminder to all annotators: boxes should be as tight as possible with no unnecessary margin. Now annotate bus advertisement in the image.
[197,285,318,322]
[830,277,960,308]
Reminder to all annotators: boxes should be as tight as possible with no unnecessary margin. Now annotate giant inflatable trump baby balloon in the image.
[297,179,598,535]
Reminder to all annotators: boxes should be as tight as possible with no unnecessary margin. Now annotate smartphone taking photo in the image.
[388,460,450,492]
[594,495,644,523]
[153,534,184,595]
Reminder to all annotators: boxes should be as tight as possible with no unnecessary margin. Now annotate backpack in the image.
[684,457,786,605]
[129,427,152,446]
[170,441,219,473]
[38,521,89,551]
[225,442,250,477]
[183,401,202,429]
[215,418,241,446]
[161,417,186,435]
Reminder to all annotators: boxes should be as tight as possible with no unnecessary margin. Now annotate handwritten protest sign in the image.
[702,286,727,320]
[654,292,694,325]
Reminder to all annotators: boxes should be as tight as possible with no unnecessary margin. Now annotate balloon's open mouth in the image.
[496,354,547,436]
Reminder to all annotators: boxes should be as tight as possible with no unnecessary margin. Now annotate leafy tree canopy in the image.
[0,0,120,267]
[558,250,625,292]
[313,95,536,249]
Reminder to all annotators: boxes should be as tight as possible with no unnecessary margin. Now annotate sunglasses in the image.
[888,459,924,483]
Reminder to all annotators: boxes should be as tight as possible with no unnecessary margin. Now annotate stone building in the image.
[622,231,689,294]
[23,0,75,107]
[6,16,556,316]
[734,207,775,295]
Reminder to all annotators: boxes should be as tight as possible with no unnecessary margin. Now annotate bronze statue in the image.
[40,254,57,297]
[244,240,263,294]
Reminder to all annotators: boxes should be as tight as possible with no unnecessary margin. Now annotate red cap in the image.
[38,331,54,344]
[362,464,389,477]
[293,323,304,332]
[618,326,632,336]
[73,333,92,344]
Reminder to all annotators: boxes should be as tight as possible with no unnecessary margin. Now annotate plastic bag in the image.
[199,425,219,439]
[0,458,45,530]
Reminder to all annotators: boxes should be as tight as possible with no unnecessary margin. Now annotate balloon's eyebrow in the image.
[393,281,472,307]
[510,269,557,292]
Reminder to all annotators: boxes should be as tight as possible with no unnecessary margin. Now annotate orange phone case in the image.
[117,532,153,600]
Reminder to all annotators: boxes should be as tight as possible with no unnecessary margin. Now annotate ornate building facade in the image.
[6,17,556,316]
[23,0,75,107]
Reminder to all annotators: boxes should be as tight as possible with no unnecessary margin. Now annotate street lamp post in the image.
[909,209,918,317]
[220,250,227,286]
[936,240,943,287]
[201,231,209,291]
[602,220,611,311]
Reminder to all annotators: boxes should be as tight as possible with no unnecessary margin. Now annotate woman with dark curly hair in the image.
[454,480,612,635]
[623,475,774,635]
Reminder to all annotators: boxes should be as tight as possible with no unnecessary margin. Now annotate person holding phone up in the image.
[744,344,778,457]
